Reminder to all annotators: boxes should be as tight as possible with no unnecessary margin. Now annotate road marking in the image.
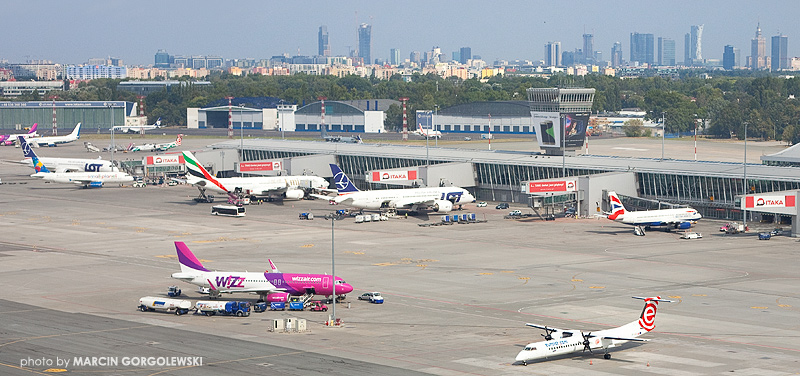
[692,294,707,296]
[778,304,792,308]
[43,369,67,373]
[571,278,583,282]
[589,286,605,289]
[668,295,681,299]
[344,251,364,255]
[501,270,514,273]
[478,272,493,275]
[301,244,314,248]
[751,306,768,309]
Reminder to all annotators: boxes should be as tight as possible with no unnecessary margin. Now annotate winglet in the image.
[175,241,209,272]
[268,259,280,273]
[330,164,359,194]
[19,136,49,173]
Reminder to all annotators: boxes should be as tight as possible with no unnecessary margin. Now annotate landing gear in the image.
[603,353,611,360]
[521,361,527,366]
[193,188,215,203]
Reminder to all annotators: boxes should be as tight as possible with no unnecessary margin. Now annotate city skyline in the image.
[4,0,799,66]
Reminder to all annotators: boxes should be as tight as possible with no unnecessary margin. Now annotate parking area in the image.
[0,140,799,375]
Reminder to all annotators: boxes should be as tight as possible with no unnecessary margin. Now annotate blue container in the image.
[270,302,286,310]
[451,215,459,222]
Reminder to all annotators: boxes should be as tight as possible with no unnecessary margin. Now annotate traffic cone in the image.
[647,362,650,367]
[589,360,593,365]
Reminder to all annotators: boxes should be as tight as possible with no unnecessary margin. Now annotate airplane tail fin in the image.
[175,241,210,273]
[176,134,182,146]
[182,151,228,192]
[632,296,673,332]
[607,191,627,220]
[329,164,359,194]
[127,143,134,151]
[28,123,38,134]
[154,117,162,127]
[268,259,280,273]
[19,136,50,173]
[71,123,81,139]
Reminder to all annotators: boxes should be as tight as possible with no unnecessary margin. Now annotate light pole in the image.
[239,105,245,164]
[743,121,748,231]
[325,212,339,325]
[562,115,566,177]
[661,111,666,161]
[434,105,439,147]
[108,104,115,164]
[693,114,698,161]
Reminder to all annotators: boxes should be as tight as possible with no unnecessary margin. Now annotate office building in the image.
[390,48,400,66]
[658,37,676,66]
[611,42,623,67]
[65,65,127,80]
[410,51,421,64]
[750,23,767,69]
[459,47,471,64]
[723,45,739,70]
[772,34,788,71]
[630,33,654,65]
[318,26,330,57]
[544,42,561,67]
[155,49,170,68]
[583,34,594,63]
[358,23,372,65]
[688,25,703,66]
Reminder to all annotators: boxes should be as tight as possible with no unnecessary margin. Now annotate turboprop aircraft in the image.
[515,296,673,365]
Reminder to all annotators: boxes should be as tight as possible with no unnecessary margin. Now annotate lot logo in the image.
[442,191,464,202]
[84,163,103,172]
[334,171,350,191]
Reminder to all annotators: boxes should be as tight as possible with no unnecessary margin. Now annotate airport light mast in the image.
[49,95,58,135]
[399,97,409,141]
[226,96,234,139]
[318,96,327,135]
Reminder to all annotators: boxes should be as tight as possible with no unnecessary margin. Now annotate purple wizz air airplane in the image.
[0,123,37,145]
[170,241,353,302]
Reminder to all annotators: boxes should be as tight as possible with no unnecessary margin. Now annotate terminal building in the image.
[0,101,141,131]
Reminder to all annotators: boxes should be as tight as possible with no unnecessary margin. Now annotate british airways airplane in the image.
[607,191,701,235]
[170,242,353,302]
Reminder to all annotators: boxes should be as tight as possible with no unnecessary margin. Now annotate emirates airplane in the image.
[515,296,674,365]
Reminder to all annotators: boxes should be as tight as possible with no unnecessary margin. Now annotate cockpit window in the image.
[336,280,345,284]
[562,332,572,338]
[524,346,536,351]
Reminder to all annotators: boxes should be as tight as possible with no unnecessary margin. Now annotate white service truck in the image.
[138,296,192,315]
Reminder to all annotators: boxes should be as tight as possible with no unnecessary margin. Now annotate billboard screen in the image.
[145,155,184,166]
[531,111,560,147]
[524,180,577,194]
[238,161,282,172]
[561,112,589,148]
[416,110,433,130]
[370,169,418,183]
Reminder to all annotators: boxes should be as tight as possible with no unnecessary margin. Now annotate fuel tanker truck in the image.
[194,301,251,317]
[138,297,192,315]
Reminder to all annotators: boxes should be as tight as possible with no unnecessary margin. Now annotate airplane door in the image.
[323,276,330,290]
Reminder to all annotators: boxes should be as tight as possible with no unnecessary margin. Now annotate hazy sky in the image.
[5,1,799,66]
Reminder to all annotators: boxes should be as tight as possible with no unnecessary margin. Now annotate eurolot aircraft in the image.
[323,164,475,213]
[25,122,81,147]
[113,117,161,134]
[607,191,701,235]
[181,151,329,200]
[130,134,182,152]
[170,241,354,302]
[18,137,117,173]
[26,140,133,188]
[515,296,674,365]
[0,123,37,145]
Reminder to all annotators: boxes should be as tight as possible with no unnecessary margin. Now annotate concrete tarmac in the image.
[0,137,798,375]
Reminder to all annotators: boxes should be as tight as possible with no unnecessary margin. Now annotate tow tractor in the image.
[167,285,182,297]
[309,301,328,312]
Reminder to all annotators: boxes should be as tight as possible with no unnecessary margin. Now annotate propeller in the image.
[540,326,555,341]
[581,332,593,353]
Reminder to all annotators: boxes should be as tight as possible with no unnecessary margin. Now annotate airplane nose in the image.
[340,283,354,294]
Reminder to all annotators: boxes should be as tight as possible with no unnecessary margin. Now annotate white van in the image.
[681,232,702,239]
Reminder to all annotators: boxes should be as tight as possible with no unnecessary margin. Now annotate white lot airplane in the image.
[113,117,161,134]
[607,191,701,234]
[515,296,674,365]
[25,123,81,147]
[18,137,117,173]
[131,134,182,152]
[181,151,329,200]
[414,126,442,139]
[323,164,475,213]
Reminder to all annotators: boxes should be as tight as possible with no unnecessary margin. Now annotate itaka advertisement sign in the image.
[370,170,418,182]
[145,155,184,165]
[744,195,795,208]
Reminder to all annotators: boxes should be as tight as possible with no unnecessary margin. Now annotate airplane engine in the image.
[88,182,104,188]
[676,222,692,230]
[432,200,453,212]
[284,189,304,200]
[266,292,291,302]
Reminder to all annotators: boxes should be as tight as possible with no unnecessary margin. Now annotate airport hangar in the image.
[191,136,800,237]
[0,100,144,131]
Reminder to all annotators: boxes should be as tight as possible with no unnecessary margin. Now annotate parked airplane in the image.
[25,123,81,147]
[321,125,362,143]
[0,123,38,146]
[170,241,354,302]
[182,150,329,201]
[607,191,701,234]
[29,166,133,188]
[113,117,161,134]
[414,126,441,139]
[130,134,182,152]
[515,296,674,365]
[18,136,117,173]
[323,164,475,213]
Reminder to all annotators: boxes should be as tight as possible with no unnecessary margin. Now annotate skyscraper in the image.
[630,33,654,65]
[390,48,400,66]
[658,37,676,66]
[723,45,738,70]
[358,23,371,65]
[544,41,561,67]
[750,23,767,69]
[583,33,594,63]
[154,49,170,68]
[611,42,623,68]
[771,34,789,71]
[689,25,703,66]
[459,47,472,64]
[318,26,330,57]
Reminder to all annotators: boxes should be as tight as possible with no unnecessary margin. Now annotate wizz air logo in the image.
[84,163,103,172]
[214,275,245,288]
[441,191,463,202]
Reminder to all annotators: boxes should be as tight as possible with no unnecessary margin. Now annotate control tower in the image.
[527,87,595,155]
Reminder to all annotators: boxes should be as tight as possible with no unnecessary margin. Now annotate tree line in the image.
[10,71,800,144]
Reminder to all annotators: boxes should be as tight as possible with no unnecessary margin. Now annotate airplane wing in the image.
[600,336,650,342]
[392,198,435,209]
[310,193,335,200]
[525,323,567,332]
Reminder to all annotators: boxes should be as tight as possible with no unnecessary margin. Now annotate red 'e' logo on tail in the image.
[638,298,659,332]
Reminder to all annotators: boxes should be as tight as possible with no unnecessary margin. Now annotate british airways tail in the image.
[607,191,627,220]
[329,164,359,194]
[18,136,50,173]
[175,241,210,273]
